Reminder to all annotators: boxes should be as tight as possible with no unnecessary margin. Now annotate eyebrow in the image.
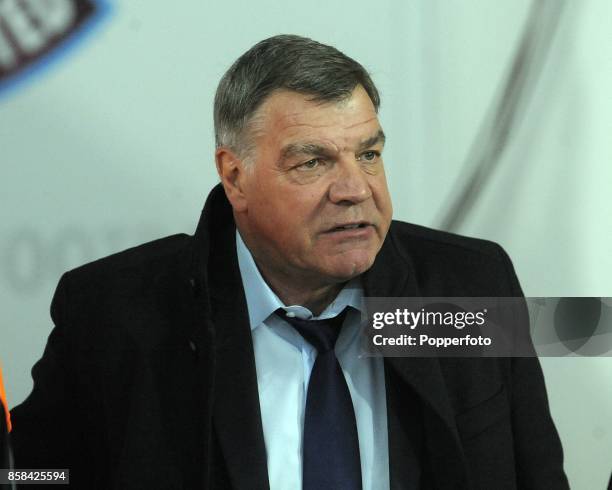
[278,129,386,164]
[357,129,386,151]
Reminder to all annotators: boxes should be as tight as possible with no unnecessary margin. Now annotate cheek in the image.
[372,179,393,214]
[256,204,306,244]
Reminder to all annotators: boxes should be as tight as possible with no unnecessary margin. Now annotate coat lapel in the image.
[363,229,470,489]
[193,185,269,490]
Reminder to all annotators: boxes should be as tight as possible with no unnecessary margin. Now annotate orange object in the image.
[0,363,11,432]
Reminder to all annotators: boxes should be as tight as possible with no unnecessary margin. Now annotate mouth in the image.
[324,221,373,233]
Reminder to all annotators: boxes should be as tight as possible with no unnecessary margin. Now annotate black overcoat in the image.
[10,184,569,489]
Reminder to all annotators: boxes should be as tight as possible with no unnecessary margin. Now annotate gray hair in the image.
[213,34,380,161]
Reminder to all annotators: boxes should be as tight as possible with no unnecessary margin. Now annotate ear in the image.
[215,147,249,213]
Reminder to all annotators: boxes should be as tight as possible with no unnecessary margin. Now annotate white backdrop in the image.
[1,1,611,488]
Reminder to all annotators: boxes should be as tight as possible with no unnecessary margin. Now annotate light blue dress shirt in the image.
[236,231,390,490]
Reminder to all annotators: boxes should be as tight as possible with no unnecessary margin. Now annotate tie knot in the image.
[277,308,349,353]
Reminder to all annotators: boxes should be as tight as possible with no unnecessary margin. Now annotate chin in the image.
[324,252,376,281]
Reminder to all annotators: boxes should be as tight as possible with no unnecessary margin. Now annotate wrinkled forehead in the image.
[251,86,382,152]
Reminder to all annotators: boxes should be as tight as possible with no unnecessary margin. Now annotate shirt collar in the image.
[236,230,363,330]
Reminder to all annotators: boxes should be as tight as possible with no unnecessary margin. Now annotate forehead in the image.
[253,86,381,151]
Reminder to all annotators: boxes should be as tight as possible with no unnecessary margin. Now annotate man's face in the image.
[232,85,393,288]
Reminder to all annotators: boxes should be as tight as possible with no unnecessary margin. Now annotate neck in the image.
[236,221,347,316]
[259,273,345,316]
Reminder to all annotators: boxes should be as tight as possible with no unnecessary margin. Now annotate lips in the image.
[324,221,372,233]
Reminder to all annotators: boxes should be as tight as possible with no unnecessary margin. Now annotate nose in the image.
[328,158,372,205]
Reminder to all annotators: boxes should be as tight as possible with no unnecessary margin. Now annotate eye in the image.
[359,151,380,162]
[296,158,322,171]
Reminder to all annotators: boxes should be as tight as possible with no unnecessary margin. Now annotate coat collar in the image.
[188,184,469,490]
[361,212,470,489]
[189,183,269,489]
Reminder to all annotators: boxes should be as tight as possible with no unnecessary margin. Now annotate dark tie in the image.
[277,308,363,490]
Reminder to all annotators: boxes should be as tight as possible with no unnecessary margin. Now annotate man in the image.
[11,35,568,489]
